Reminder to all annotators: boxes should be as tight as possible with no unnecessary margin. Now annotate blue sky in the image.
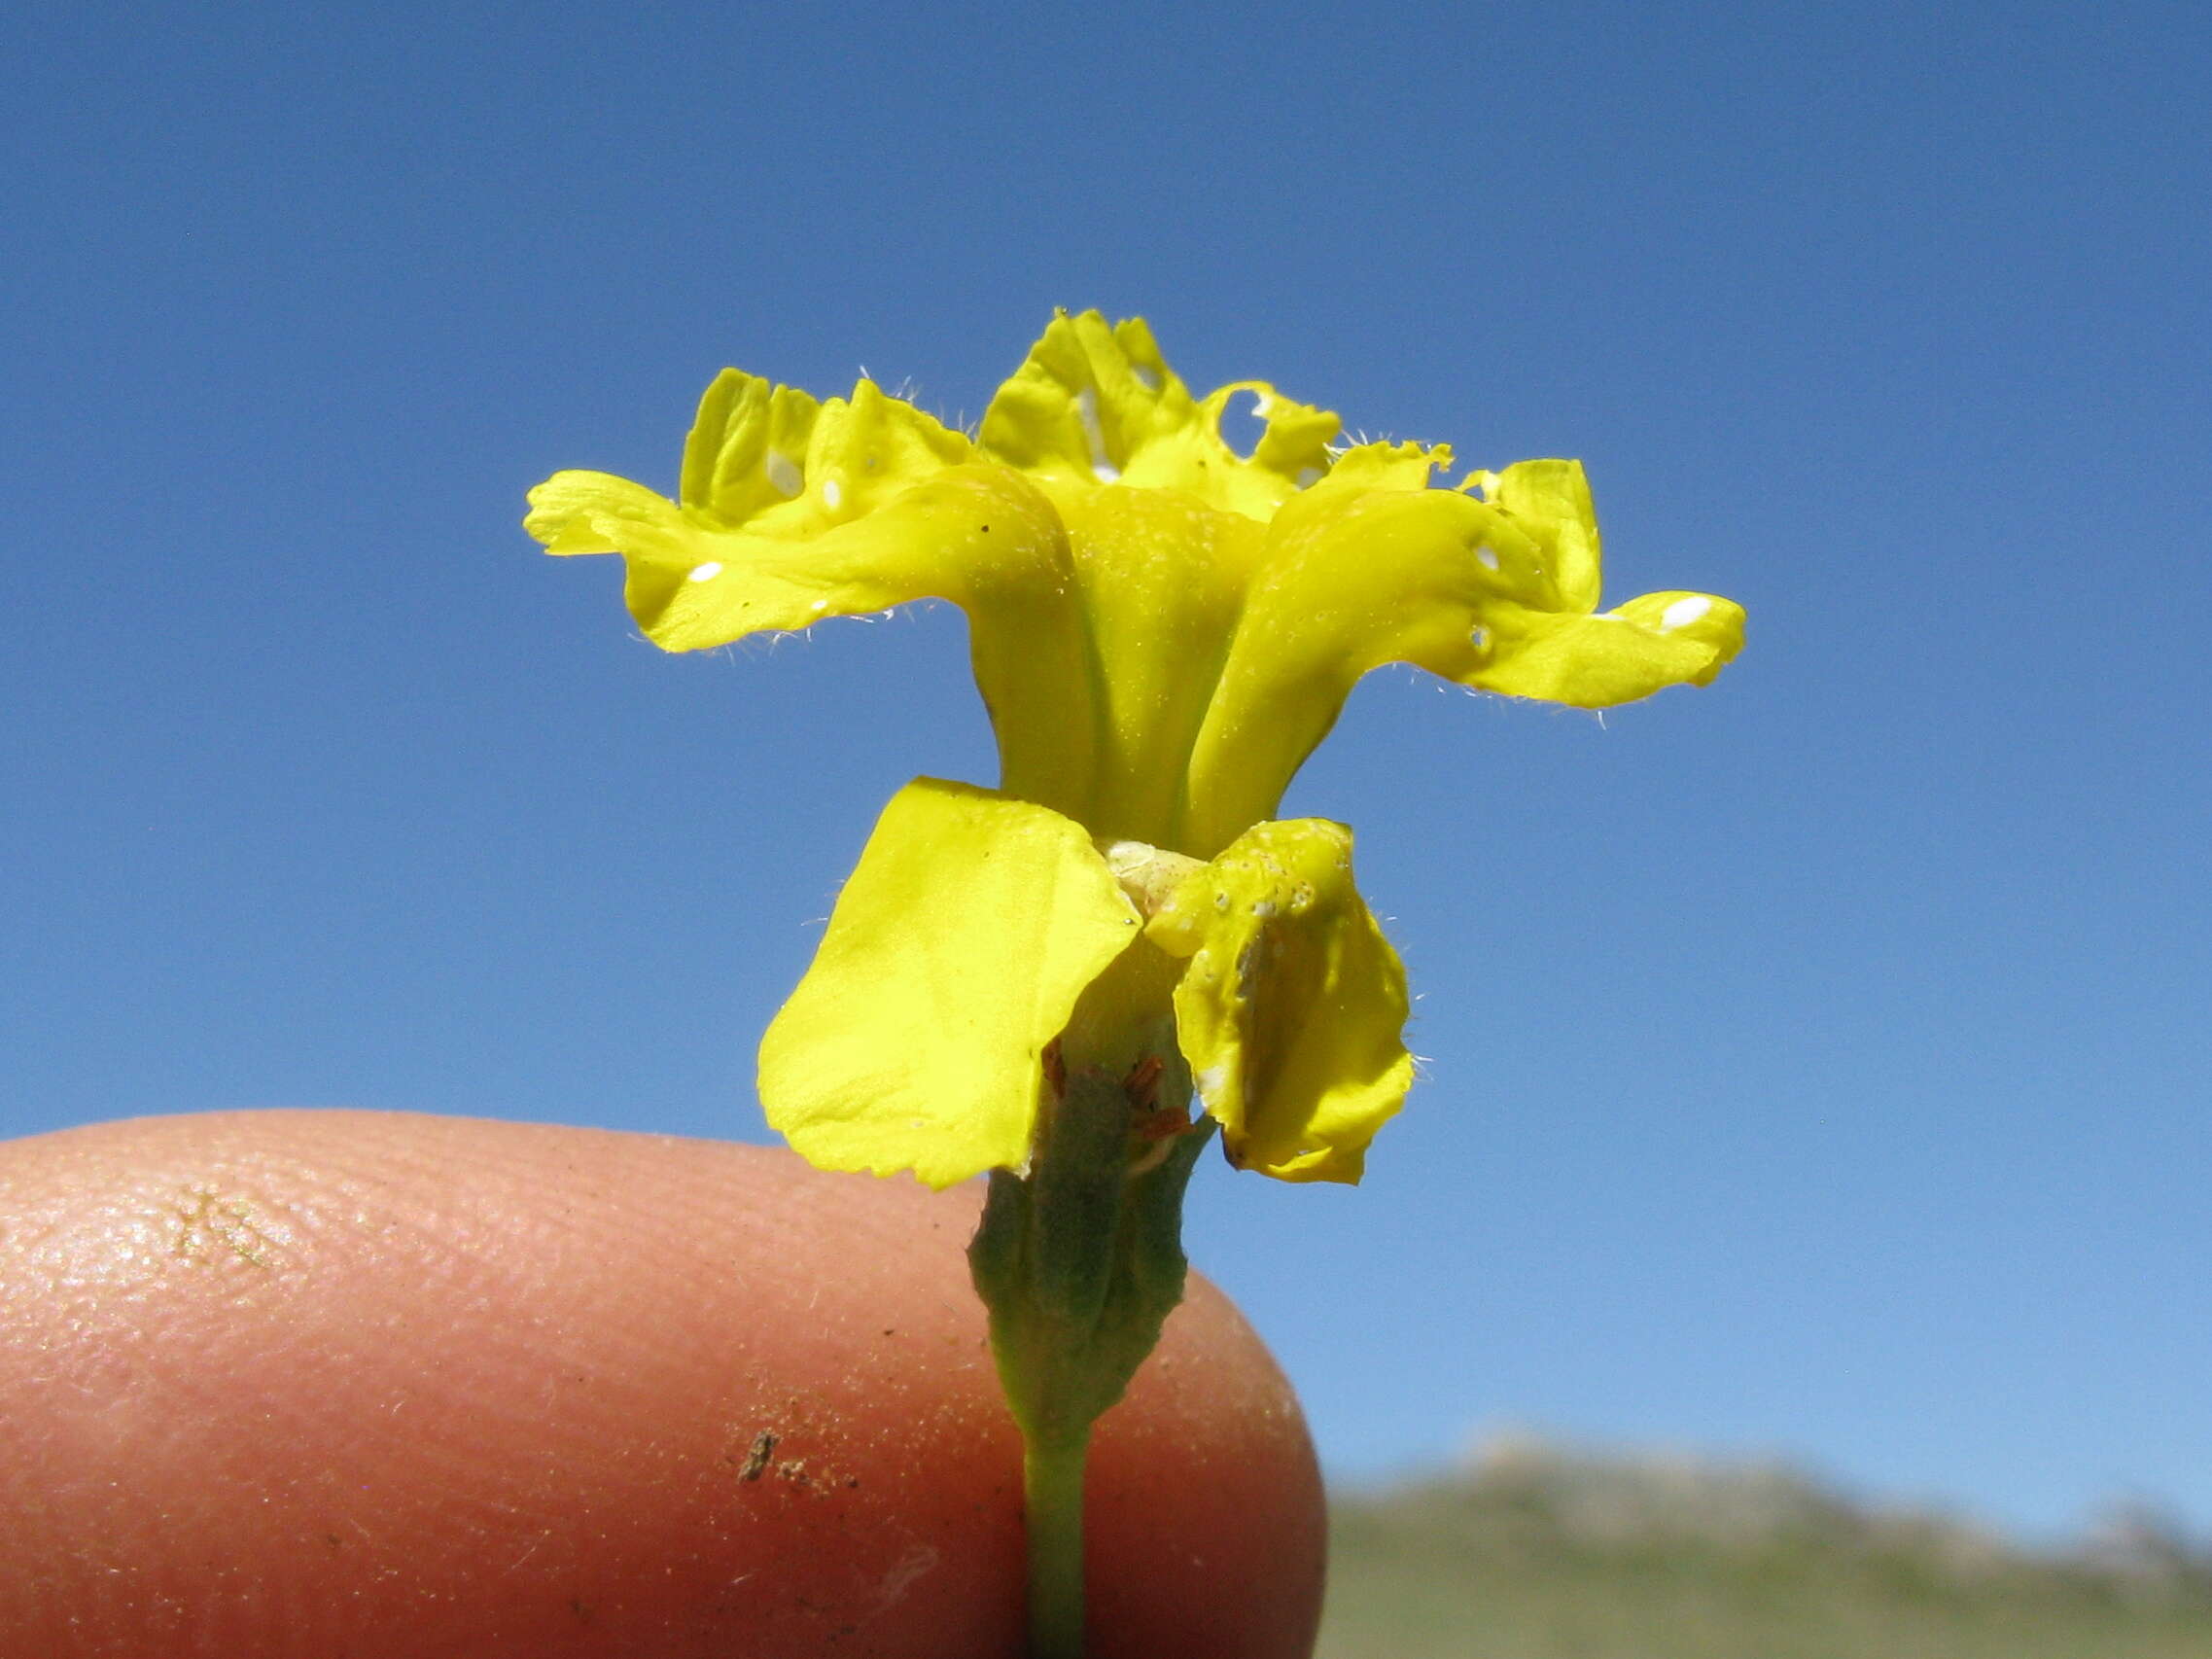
[6,0,2207,1538]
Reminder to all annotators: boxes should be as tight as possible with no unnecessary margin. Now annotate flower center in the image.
[988,481,1270,854]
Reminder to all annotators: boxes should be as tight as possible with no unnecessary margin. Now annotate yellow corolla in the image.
[527,312,1743,1188]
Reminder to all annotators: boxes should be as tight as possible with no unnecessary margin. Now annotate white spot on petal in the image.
[1661,595,1713,631]
[1294,465,1323,489]
[822,477,843,511]
[766,450,803,497]
[1475,545,1500,571]
[1073,386,1117,480]
[1133,365,1162,391]
[1193,1066,1227,1104]
[1251,900,1278,919]
[686,562,724,582]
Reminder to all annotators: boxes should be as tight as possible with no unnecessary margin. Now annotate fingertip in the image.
[1091,1272,1328,1658]
[1,1111,1322,1658]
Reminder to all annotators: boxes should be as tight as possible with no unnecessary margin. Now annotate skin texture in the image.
[0,1111,1326,1658]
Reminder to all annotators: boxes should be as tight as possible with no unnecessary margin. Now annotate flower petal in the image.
[1328,439,1457,492]
[526,373,1034,653]
[1000,483,1263,847]
[1464,458,1603,611]
[1470,588,1746,705]
[758,779,1142,1189]
[530,371,1113,824]
[1179,461,1743,850]
[681,370,973,529]
[627,464,1080,654]
[525,470,695,558]
[1146,819,1412,1184]
[678,371,828,528]
[978,310,1340,520]
[1180,484,1498,852]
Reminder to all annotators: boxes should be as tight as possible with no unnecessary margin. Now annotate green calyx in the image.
[968,1059,1213,1451]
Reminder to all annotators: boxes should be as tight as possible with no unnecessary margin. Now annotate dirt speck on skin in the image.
[168,1183,287,1269]
[736,1431,779,1482]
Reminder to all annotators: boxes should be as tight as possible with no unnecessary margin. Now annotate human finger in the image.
[0,1110,1323,1658]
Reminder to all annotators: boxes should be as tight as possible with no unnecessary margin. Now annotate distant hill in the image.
[1318,1433,2212,1659]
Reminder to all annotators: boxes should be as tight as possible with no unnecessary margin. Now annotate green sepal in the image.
[967,1070,1213,1451]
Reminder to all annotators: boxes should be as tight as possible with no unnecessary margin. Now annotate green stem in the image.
[967,949,1212,1657]
[1022,1430,1091,1659]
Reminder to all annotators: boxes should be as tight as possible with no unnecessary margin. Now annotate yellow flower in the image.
[528,312,1744,1188]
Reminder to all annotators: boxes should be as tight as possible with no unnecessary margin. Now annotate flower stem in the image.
[966,1018,1213,1659]
[1022,1430,1092,1659]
